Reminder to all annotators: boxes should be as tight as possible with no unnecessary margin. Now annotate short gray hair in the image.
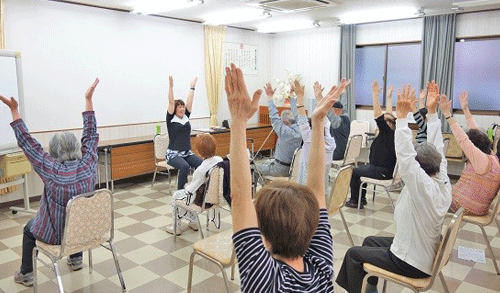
[49,132,82,163]
[415,142,441,176]
[281,110,295,125]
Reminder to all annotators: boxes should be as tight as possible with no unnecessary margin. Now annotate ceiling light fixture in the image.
[130,0,203,15]
[257,19,319,33]
[452,0,500,8]
[203,8,272,25]
[339,6,419,25]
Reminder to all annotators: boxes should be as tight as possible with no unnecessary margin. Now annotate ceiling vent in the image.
[246,0,340,13]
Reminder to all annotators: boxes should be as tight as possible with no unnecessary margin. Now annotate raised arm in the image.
[372,80,382,117]
[425,82,447,174]
[385,85,394,115]
[167,76,175,115]
[440,93,489,174]
[308,80,350,207]
[292,80,306,117]
[81,79,100,165]
[226,64,262,233]
[459,90,478,130]
[185,76,197,113]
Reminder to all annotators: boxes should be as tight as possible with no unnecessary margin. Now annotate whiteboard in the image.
[0,50,25,154]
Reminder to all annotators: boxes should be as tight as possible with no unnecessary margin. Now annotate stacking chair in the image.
[331,134,363,170]
[173,166,224,241]
[361,208,465,293]
[456,192,500,275]
[33,189,126,293]
[152,133,176,193]
[358,163,402,210]
[494,127,500,154]
[187,229,236,293]
[327,166,355,246]
[261,148,301,183]
[442,137,450,158]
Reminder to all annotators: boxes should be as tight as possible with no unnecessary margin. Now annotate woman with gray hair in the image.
[337,84,452,293]
[0,78,100,287]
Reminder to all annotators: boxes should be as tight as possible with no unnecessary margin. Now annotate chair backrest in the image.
[327,166,353,214]
[443,137,450,157]
[153,133,169,161]
[61,189,113,256]
[427,207,465,290]
[289,148,302,182]
[494,127,500,154]
[203,166,224,207]
[350,120,370,147]
[343,135,363,166]
[488,189,500,220]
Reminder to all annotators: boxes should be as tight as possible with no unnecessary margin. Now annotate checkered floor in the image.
[0,173,499,293]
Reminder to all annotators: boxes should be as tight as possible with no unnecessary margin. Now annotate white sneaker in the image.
[188,221,199,231]
[166,222,188,235]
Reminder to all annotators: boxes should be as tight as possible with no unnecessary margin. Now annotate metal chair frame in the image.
[358,163,401,210]
[152,133,176,193]
[327,166,355,246]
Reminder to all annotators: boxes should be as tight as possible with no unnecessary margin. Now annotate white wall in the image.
[356,18,423,45]
[271,26,341,111]
[457,10,500,38]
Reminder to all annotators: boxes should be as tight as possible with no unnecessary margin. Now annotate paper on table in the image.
[457,246,486,263]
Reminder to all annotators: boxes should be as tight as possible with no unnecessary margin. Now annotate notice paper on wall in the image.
[457,246,486,263]
[225,42,258,75]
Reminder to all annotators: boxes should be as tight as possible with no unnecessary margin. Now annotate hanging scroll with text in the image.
[225,42,258,75]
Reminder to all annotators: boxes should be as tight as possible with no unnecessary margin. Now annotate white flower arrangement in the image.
[272,69,303,107]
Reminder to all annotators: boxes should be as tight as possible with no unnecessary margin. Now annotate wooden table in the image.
[98,124,277,191]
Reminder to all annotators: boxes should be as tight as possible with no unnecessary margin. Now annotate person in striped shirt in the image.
[225,63,350,293]
[1,79,100,287]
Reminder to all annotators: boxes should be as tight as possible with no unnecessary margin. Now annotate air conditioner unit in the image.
[246,0,340,13]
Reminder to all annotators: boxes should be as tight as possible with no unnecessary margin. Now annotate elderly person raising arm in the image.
[0,79,100,287]
[439,91,500,216]
[336,84,452,293]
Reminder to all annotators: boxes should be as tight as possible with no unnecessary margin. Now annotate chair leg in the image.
[151,168,158,186]
[197,215,204,239]
[382,279,387,293]
[89,249,93,274]
[479,225,500,275]
[358,184,363,210]
[373,184,376,202]
[439,271,450,293]
[360,273,370,293]
[33,247,39,293]
[339,209,355,246]
[206,209,210,228]
[53,260,65,293]
[385,187,395,210]
[495,217,500,231]
[109,241,127,292]
[187,251,197,293]
[219,262,232,293]
[174,207,178,242]
[230,261,235,280]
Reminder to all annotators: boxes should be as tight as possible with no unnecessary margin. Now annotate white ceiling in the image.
[52,0,500,30]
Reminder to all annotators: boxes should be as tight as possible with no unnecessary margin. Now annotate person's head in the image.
[174,99,186,118]
[194,133,217,159]
[280,110,295,126]
[466,129,492,155]
[49,132,82,163]
[419,108,428,121]
[332,101,343,116]
[415,142,442,176]
[254,180,319,259]
[384,113,396,130]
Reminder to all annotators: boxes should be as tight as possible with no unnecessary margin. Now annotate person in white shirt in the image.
[336,83,452,293]
[166,133,222,235]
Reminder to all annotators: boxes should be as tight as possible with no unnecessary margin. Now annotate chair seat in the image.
[360,177,393,186]
[175,199,217,213]
[462,210,495,225]
[193,230,234,266]
[156,161,175,169]
[363,263,431,289]
[36,236,109,258]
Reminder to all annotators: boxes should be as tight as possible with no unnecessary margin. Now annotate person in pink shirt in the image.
[439,89,500,216]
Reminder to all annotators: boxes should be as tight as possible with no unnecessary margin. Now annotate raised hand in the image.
[169,76,174,88]
[264,83,275,99]
[426,81,439,113]
[439,94,452,118]
[313,79,351,121]
[419,89,427,109]
[291,79,305,100]
[387,85,394,98]
[372,80,382,96]
[459,90,468,110]
[0,95,18,111]
[396,85,417,119]
[85,78,99,101]
[226,64,262,123]
[313,81,324,100]
[190,77,198,88]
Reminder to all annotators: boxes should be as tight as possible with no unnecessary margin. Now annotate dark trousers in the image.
[21,218,82,274]
[349,164,393,203]
[167,154,203,190]
[336,236,430,293]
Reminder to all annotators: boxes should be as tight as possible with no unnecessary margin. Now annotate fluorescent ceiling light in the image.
[453,0,500,8]
[257,19,318,33]
[339,7,419,25]
[203,8,271,25]
[130,0,201,15]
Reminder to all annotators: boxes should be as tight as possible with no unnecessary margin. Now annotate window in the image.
[354,43,422,106]
[453,38,500,111]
